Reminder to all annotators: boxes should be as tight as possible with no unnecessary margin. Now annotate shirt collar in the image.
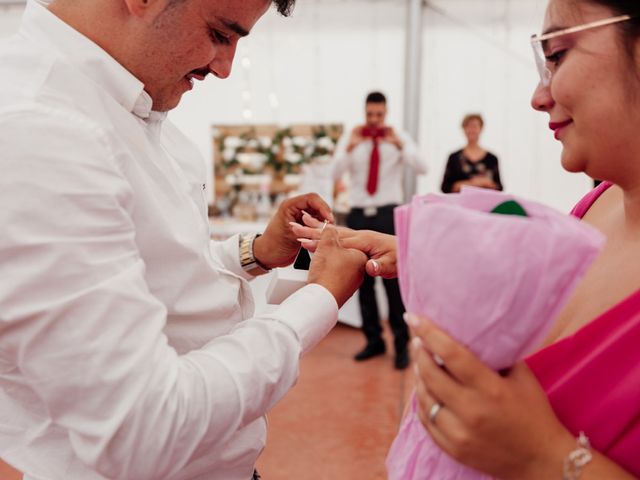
[20,0,155,120]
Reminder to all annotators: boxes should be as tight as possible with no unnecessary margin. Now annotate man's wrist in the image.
[251,233,274,270]
[239,233,270,276]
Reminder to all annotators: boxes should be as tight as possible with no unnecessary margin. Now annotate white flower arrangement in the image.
[214,124,342,176]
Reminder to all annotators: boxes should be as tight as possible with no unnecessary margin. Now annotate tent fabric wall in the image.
[0,0,592,211]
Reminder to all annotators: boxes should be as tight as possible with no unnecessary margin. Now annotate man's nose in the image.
[209,45,237,79]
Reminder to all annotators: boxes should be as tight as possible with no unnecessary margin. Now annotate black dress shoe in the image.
[354,342,386,361]
[394,349,410,370]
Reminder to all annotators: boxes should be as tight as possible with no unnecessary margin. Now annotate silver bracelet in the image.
[562,431,593,480]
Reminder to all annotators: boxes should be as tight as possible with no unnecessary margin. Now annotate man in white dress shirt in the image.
[0,1,367,479]
[333,91,426,370]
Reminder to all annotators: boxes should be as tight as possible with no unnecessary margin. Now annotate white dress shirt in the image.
[0,2,338,479]
[333,128,426,208]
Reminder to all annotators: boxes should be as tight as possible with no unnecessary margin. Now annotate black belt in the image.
[350,204,398,217]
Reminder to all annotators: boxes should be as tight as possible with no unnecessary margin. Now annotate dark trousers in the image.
[347,205,409,354]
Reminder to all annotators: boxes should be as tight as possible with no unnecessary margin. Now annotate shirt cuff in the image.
[211,234,254,281]
[271,283,338,354]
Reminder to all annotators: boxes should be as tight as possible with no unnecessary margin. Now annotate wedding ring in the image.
[428,402,442,425]
[320,220,329,233]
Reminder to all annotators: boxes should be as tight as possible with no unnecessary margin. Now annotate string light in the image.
[242,109,253,121]
[240,45,253,123]
[268,93,280,110]
[266,18,280,124]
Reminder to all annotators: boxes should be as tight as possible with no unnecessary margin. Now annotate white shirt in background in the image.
[333,129,426,208]
[0,2,337,479]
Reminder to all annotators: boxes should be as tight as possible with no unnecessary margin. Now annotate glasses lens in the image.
[530,37,551,86]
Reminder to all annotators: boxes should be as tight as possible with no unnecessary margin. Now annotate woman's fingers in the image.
[290,222,321,240]
[412,336,469,415]
[414,375,459,457]
[407,314,499,391]
[364,256,397,278]
[302,210,325,228]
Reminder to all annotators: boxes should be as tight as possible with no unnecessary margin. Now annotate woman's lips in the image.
[549,119,573,140]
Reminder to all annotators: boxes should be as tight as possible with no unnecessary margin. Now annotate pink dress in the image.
[526,181,640,476]
[387,183,640,478]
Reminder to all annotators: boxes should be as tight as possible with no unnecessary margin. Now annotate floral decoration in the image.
[214,124,342,176]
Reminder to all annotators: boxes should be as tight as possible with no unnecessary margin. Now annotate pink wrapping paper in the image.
[386,187,605,480]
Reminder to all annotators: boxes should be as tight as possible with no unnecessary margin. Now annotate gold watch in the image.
[239,233,270,276]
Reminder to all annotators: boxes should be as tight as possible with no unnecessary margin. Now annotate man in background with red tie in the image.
[333,91,426,369]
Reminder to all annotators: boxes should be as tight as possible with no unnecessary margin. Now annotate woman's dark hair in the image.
[589,1,640,59]
[590,0,640,18]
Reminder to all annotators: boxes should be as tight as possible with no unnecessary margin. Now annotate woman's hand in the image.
[290,213,399,278]
[253,193,334,269]
[308,228,367,307]
[468,176,498,189]
[407,313,575,480]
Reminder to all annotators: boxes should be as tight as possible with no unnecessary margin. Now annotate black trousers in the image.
[347,205,409,354]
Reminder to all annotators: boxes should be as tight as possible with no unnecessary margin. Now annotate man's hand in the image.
[383,126,403,150]
[253,193,334,270]
[346,126,365,153]
[308,228,367,307]
[290,213,399,279]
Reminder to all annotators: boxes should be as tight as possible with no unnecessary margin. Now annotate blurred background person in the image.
[441,113,503,193]
[333,91,426,370]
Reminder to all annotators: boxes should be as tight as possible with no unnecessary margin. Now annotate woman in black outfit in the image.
[441,114,503,193]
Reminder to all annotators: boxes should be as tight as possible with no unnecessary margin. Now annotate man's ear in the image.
[122,0,168,18]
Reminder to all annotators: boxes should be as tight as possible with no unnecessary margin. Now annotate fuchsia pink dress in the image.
[387,183,640,478]
[526,182,640,475]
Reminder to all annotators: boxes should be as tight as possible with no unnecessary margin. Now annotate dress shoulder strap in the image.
[570,182,613,218]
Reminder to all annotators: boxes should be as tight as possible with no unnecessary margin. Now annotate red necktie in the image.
[361,127,385,195]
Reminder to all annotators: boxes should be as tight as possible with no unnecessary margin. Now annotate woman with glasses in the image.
[407,1,640,479]
[292,1,640,477]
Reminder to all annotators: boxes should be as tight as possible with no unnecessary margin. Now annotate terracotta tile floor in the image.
[0,323,413,480]
[0,461,21,480]
[256,322,414,479]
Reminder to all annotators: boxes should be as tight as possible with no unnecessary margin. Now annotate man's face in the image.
[365,102,387,128]
[135,0,271,111]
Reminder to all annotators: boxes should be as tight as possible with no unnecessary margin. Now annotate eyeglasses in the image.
[530,14,632,86]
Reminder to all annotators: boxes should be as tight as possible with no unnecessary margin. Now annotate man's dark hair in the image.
[273,0,296,16]
[167,0,296,17]
[365,91,386,105]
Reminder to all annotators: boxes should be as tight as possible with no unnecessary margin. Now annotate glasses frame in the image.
[530,14,632,86]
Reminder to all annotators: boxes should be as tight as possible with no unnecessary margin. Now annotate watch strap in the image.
[239,233,270,275]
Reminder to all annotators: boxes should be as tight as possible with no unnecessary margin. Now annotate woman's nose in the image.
[531,81,554,112]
